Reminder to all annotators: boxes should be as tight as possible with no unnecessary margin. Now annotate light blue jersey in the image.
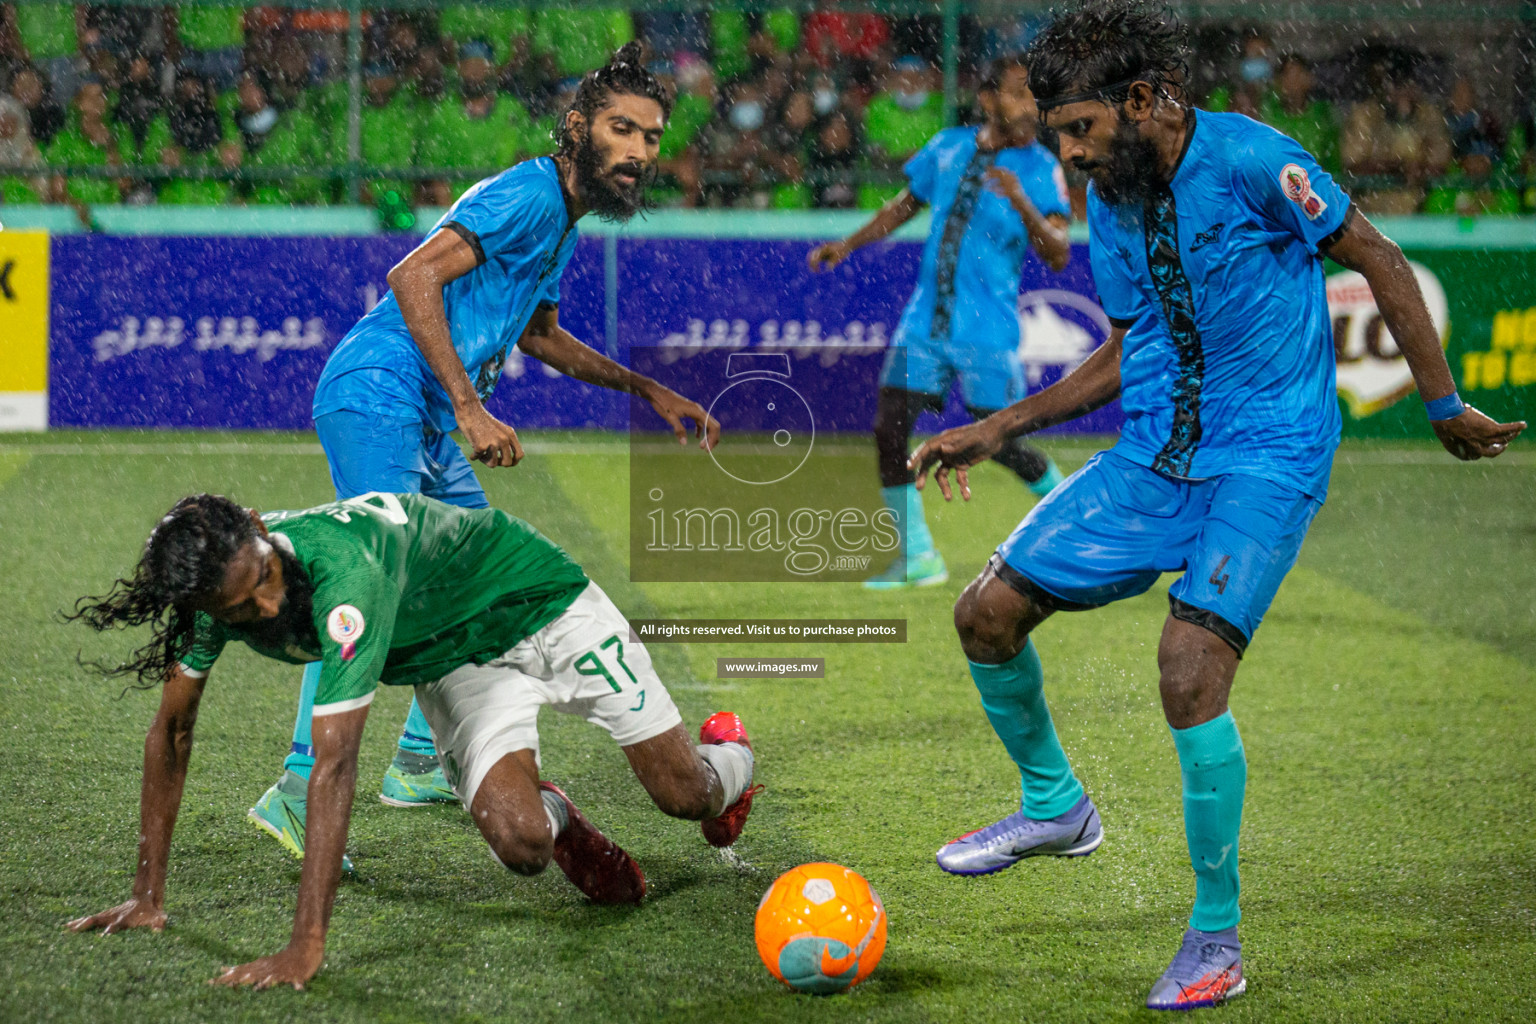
[1087,110,1351,499]
[314,156,579,433]
[895,126,1071,355]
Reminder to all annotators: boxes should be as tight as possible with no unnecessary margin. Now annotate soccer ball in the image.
[754,862,887,995]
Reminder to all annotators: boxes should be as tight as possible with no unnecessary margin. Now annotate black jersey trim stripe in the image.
[1169,596,1248,657]
[1144,185,1205,477]
[988,554,1104,612]
[1318,202,1358,253]
[930,146,997,341]
[1108,315,1138,329]
[443,221,486,266]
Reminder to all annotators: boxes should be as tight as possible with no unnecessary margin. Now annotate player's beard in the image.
[575,128,656,223]
[1080,118,1164,206]
[237,546,319,656]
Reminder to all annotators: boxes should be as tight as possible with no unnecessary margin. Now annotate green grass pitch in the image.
[0,431,1532,1023]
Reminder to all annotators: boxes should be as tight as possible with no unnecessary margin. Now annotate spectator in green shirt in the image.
[533,7,633,78]
[1258,54,1340,176]
[656,56,716,207]
[440,3,529,65]
[232,70,325,205]
[7,3,81,99]
[418,39,529,203]
[861,55,945,208]
[171,4,244,90]
[0,92,47,203]
[44,79,121,204]
[340,60,420,206]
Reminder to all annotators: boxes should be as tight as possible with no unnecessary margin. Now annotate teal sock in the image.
[396,697,438,758]
[1170,711,1247,932]
[968,640,1084,819]
[881,483,935,559]
[282,661,321,780]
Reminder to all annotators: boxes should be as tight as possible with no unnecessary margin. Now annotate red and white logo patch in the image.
[327,604,365,661]
[1278,163,1327,221]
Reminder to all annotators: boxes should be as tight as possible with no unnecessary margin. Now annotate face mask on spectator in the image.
[893,89,930,111]
[813,88,839,116]
[240,106,279,135]
[729,100,765,132]
[1240,57,1273,84]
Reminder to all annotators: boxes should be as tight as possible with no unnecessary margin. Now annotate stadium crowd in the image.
[0,4,1527,218]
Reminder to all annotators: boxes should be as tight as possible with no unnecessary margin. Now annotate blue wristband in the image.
[1424,392,1465,421]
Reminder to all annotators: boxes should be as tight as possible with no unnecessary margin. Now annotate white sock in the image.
[541,788,568,839]
[698,741,754,808]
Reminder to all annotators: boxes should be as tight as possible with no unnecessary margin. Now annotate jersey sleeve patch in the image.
[1277,163,1328,221]
[326,604,367,660]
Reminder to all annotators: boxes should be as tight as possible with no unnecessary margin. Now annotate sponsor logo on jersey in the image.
[1278,163,1327,220]
[1188,223,1226,253]
[327,604,366,660]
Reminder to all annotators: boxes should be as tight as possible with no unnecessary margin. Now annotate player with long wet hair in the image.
[67,492,758,990]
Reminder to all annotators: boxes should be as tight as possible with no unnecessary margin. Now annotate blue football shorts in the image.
[993,450,1322,655]
[314,409,489,508]
[878,335,1024,412]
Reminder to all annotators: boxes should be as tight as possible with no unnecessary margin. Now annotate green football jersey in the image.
[181,494,589,712]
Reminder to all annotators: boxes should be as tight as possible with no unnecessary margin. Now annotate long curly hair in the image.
[66,494,256,689]
[1027,0,1189,114]
[556,41,672,157]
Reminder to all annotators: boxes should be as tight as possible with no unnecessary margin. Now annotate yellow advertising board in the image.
[0,230,50,430]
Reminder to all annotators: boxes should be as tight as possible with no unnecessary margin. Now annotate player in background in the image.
[66,492,759,990]
[909,1,1524,1011]
[250,43,720,865]
[808,55,1072,590]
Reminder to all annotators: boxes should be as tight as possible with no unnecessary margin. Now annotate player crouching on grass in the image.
[909,0,1524,1011]
[65,492,759,990]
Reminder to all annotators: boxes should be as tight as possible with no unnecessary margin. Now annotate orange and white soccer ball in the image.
[754,862,887,995]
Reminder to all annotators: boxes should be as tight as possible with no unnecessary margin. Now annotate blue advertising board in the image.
[47,234,1118,434]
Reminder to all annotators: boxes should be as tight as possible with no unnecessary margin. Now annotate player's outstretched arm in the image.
[807,189,923,271]
[1325,213,1526,460]
[212,703,369,991]
[389,228,526,468]
[909,329,1123,501]
[519,307,720,450]
[67,665,207,936]
[984,167,1070,272]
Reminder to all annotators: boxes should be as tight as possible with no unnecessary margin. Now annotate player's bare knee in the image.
[954,577,1022,662]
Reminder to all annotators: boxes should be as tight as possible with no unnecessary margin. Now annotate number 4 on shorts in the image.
[574,636,639,693]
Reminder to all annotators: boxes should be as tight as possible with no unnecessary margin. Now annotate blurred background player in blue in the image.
[910,1,1524,1011]
[249,42,720,866]
[807,54,1072,590]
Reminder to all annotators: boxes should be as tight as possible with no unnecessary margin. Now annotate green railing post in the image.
[345,0,363,204]
[941,0,960,127]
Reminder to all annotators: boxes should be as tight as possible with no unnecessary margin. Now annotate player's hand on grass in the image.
[211,943,324,991]
[908,421,1008,502]
[456,402,525,468]
[66,897,167,935]
[644,384,721,451]
[1431,406,1526,461]
[807,240,852,272]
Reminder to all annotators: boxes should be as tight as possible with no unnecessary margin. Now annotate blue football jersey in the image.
[314,157,579,432]
[894,126,1071,354]
[1087,110,1351,499]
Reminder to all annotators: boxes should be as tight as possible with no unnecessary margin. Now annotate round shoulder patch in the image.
[1278,163,1311,202]
[327,605,366,645]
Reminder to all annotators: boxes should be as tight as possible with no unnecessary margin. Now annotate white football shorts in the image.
[412,581,682,808]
